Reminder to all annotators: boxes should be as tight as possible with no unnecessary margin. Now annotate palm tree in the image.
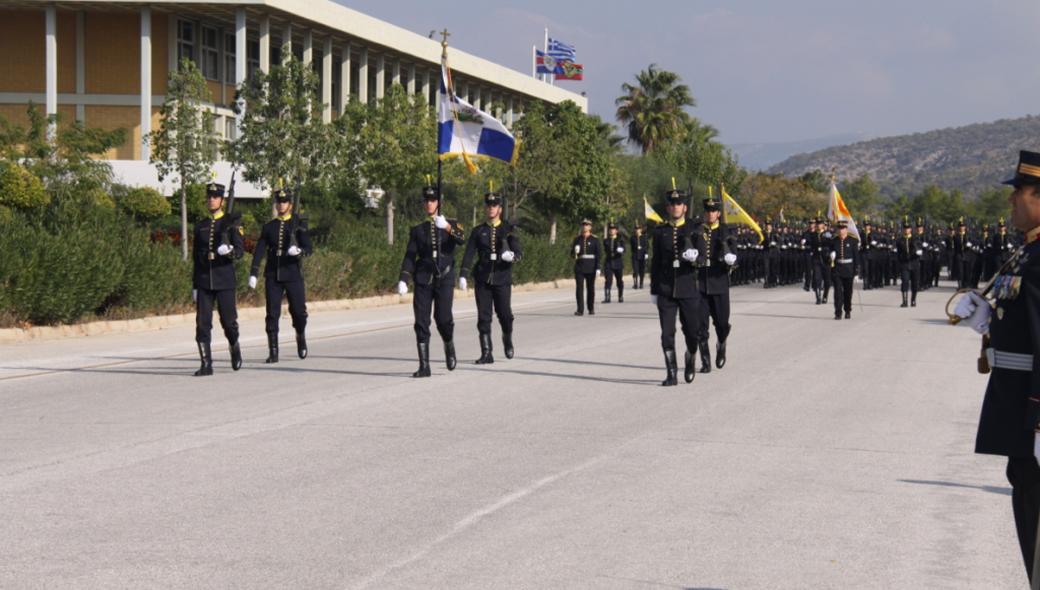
[615,64,695,154]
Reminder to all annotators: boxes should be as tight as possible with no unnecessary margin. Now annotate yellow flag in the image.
[644,196,664,224]
[720,185,764,243]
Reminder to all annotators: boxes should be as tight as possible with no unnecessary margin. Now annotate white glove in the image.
[643,253,648,260]
[191,289,197,303]
[596,269,601,276]
[397,281,408,296]
[248,275,258,289]
[287,245,302,257]
[724,253,737,266]
[650,294,658,305]
[217,243,233,256]
[574,245,581,254]
[1035,431,1040,463]
[871,240,877,246]
[682,248,698,262]
[500,250,515,262]
[966,241,973,248]
[915,249,923,256]
[434,215,449,230]
[459,277,468,291]
[954,291,984,318]
[616,247,624,254]
[829,251,837,261]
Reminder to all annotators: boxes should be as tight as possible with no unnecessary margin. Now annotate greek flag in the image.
[548,37,576,60]
[437,60,518,170]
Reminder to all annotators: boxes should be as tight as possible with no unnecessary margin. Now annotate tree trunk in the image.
[549,214,557,245]
[386,196,395,245]
[180,183,188,261]
[472,205,477,228]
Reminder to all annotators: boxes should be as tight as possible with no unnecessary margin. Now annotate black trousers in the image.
[604,266,623,294]
[899,263,920,295]
[632,257,646,288]
[265,276,308,336]
[698,291,731,343]
[656,293,700,351]
[196,287,239,344]
[832,275,854,315]
[1008,457,1040,582]
[413,279,455,343]
[475,281,513,335]
[575,271,595,313]
[812,261,830,292]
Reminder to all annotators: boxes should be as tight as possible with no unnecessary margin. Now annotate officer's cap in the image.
[581,218,593,226]
[206,183,225,198]
[421,186,438,201]
[916,217,925,228]
[664,189,687,205]
[1003,150,1040,187]
[608,221,618,230]
[484,192,502,206]
[272,189,291,203]
[703,197,721,212]
[836,220,849,229]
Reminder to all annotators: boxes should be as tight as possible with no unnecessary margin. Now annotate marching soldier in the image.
[602,222,626,303]
[397,185,466,378]
[696,195,738,371]
[762,219,779,288]
[631,224,649,289]
[460,190,522,364]
[572,220,601,316]
[826,220,859,320]
[953,150,1040,583]
[895,218,921,308]
[649,189,704,386]
[191,182,244,376]
[248,189,312,363]
[861,220,876,290]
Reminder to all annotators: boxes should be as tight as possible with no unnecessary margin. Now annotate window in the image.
[177,20,195,65]
[224,117,237,142]
[248,40,260,79]
[200,26,219,80]
[224,33,236,84]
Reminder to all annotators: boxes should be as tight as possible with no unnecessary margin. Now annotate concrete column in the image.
[473,87,482,111]
[259,15,270,73]
[75,11,85,121]
[507,97,514,128]
[375,53,384,100]
[302,29,312,66]
[45,5,57,138]
[282,23,292,62]
[407,63,416,95]
[339,42,351,113]
[322,36,332,122]
[358,46,368,104]
[235,8,247,136]
[168,14,177,73]
[420,68,431,105]
[391,59,400,85]
[140,6,152,160]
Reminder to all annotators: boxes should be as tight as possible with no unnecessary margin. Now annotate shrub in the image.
[0,161,50,210]
[119,187,171,221]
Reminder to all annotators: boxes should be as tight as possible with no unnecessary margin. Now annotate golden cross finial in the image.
[439,28,451,47]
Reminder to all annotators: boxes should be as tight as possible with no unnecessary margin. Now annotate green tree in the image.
[842,174,881,217]
[148,59,219,260]
[615,64,694,154]
[969,187,1011,223]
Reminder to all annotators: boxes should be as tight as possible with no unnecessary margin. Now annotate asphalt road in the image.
[0,279,1025,589]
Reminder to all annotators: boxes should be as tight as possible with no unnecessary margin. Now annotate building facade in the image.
[0,0,586,191]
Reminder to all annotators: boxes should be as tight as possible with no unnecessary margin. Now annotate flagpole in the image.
[543,28,551,85]
[531,45,536,78]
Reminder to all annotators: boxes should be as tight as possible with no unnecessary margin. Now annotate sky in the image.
[337,0,1040,147]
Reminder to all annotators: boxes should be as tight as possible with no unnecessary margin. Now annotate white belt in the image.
[837,258,854,264]
[986,348,1033,371]
[579,254,595,259]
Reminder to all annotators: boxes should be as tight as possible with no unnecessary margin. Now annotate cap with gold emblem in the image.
[702,197,721,212]
[1002,150,1040,187]
[206,183,226,198]
[272,189,291,203]
[421,186,437,201]
[484,192,502,206]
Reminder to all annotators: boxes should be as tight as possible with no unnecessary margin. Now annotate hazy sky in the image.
[338,0,1040,146]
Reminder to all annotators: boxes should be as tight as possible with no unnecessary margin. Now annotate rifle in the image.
[221,169,239,248]
[289,178,302,250]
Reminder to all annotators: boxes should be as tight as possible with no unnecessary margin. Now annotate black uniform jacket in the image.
[460,220,522,286]
[572,234,601,275]
[976,234,1040,457]
[650,220,704,299]
[192,211,244,291]
[250,215,313,282]
[698,222,735,295]
[631,234,649,263]
[603,235,626,271]
[399,218,466,285]
[895,235,921,265]
[826,235,860,278]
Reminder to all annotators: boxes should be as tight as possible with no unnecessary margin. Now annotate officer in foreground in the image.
[572,220,601,316]
[954,150,1040,585]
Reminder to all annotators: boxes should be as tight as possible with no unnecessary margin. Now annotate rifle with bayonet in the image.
[221,169,239,249]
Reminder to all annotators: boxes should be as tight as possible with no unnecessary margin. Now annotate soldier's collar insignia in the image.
[211,210,225,220]
[278,213,292,221]
[1027,226,1040,244]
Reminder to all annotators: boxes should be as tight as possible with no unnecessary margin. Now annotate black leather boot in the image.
[502,331,514,359]
[618,286,624,303]
[602,288,611,304]
[413,342,431,378]
[194,342,213,376]
[661,349,678,386]
[815,290,821,305]
[230,340,243,371]
[296,330,308,359]
[911,293,917,307]
[475,333,494,364]
[265,333,279,364]
[683,350,695,383]
[901,292,908,307]
[715,325,730,369]
[698,340,712,374]
[444,340,457,370]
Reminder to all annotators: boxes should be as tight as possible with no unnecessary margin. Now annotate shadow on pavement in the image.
[898,478,1011,496]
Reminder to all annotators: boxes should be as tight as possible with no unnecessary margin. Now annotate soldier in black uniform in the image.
[696,196,738,371]
[459,190,522,364]
[807,218,833,305]
[826,220,859,320]
[762,219,779,288]
[191,182,244,376]
[572,220,601,316]
[602,222,626,303]
[248,189,313,363]
[630,224,649,289]
[952,219,973,289]
[397,186,466,378]
[895,218,921,308]
[954,150,1040,582]
[649,189,705,385]
[860,220,876,290]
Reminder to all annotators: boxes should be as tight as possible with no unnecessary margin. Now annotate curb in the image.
[0,280,567,344]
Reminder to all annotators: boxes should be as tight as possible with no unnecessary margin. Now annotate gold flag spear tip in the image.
[671,177,676,190]
[489,180,494,192]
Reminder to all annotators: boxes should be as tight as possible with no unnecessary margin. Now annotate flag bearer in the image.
[826,220,859,320]
[572,220,601,316]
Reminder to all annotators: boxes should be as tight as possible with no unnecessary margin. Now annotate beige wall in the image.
[85,105,137,160]
[0,10,45,92]
[85,13,138,94]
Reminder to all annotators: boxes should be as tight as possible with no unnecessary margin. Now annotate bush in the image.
[119,187,171,221]
[0,161,50,210]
